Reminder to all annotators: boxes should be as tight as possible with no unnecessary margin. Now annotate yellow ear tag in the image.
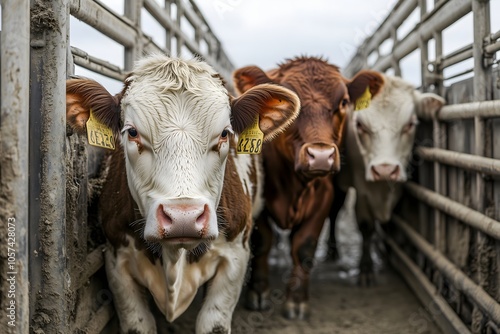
[237,115,264,154]
[86,109,115,150]
[354,87,372,111]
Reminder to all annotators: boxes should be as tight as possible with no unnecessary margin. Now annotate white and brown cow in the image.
[328,74,445,285]
[66,55,300,333]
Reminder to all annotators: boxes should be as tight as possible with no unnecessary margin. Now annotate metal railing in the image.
[345,0,500,332]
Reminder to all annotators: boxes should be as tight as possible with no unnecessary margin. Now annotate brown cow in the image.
[66,55,300,333]
[234,57,383,319]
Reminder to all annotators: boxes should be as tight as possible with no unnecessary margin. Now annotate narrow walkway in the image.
[162,190,441,333]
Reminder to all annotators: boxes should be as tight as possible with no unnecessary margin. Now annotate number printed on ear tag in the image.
[354,86,372,111]
[86,109,115,150]
[237,115,264,154]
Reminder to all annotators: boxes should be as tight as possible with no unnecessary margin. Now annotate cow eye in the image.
[356,120,370,134]
[341,98,349,107]
[402,122,416,133]
[221,129,229,138]
[128,127,138,138]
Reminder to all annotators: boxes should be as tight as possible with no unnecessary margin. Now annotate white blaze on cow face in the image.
[351,75,436,182]
[120,57,232,248]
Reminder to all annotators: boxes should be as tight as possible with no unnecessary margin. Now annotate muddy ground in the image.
[160,190,441,334]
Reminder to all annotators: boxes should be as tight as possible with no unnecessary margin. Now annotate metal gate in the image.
[344,0,500,332]
[0,1,233,333]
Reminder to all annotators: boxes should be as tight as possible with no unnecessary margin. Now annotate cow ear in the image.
[414,92,445,120]
[66,78,122,135]
[230,84,300,141]
[233,66,274,94]
[347,70,385,103]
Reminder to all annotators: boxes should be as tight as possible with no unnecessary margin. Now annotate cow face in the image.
[66,55,299,250]
[348,74,444,182]
[234,58,382,178]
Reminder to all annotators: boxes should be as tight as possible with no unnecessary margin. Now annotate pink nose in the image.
[371,164,400,181]
[156,203,210,239]
[306,146,335,171]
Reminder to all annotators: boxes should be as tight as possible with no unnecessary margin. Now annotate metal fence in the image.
[345,0,500,332]
[0,0,233,333]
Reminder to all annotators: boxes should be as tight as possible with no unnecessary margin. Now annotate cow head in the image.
[349,73,445,182]
[66,55,300,250]
[234,57,382,178]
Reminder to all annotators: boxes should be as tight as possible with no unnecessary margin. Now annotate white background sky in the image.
[66,0,500,94]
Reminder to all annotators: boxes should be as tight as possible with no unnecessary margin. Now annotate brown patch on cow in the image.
[98,144,156,264]
[66,78,123,134]
[217,152,252,242]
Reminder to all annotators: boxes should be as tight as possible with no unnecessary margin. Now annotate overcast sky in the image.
[69,0,499,94]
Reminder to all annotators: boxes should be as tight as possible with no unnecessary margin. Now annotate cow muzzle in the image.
[145,198,216,245]
[369,163,404,182]
[297,143,339,176]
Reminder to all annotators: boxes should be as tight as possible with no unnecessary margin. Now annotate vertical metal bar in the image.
[165,0,172,53]
[124,0,142,71]
[29,0,69,332]
[176,0,183,56]
[430,24,447,255]
[0,1,30,333]
[471,0,491,331]
[419,0,428,91]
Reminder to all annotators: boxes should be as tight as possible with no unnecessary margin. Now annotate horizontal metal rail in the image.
[71,47,126,81]
[75,245,106,290]
[438,100,500,120]
[415,147,500,176]
[392,214,500,325]
[377,225,471,333]
[70,0,136,48]
[372,0,471,73]
[404,182,500,240]
[70,0,233,81]
[438,44,473,70]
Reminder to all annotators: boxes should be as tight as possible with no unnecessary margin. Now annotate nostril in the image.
[306,147,315,160]
[196,205,209,225]
[391,165,400,179]
[157,204,173,227]
[329,148,336,159]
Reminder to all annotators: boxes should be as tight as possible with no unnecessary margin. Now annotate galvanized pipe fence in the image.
[0,0,234,332]
[345,0,500,332]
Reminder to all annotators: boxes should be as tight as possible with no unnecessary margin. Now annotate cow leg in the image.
[326,186,347,261]
[105,246,156,334]
[285,222,324,320]
[246,211,273,311]
[196,244,250,334]
[358,220,375,286]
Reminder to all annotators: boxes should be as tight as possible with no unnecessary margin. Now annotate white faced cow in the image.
[328,74,445,285]
[66,55,300,333]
